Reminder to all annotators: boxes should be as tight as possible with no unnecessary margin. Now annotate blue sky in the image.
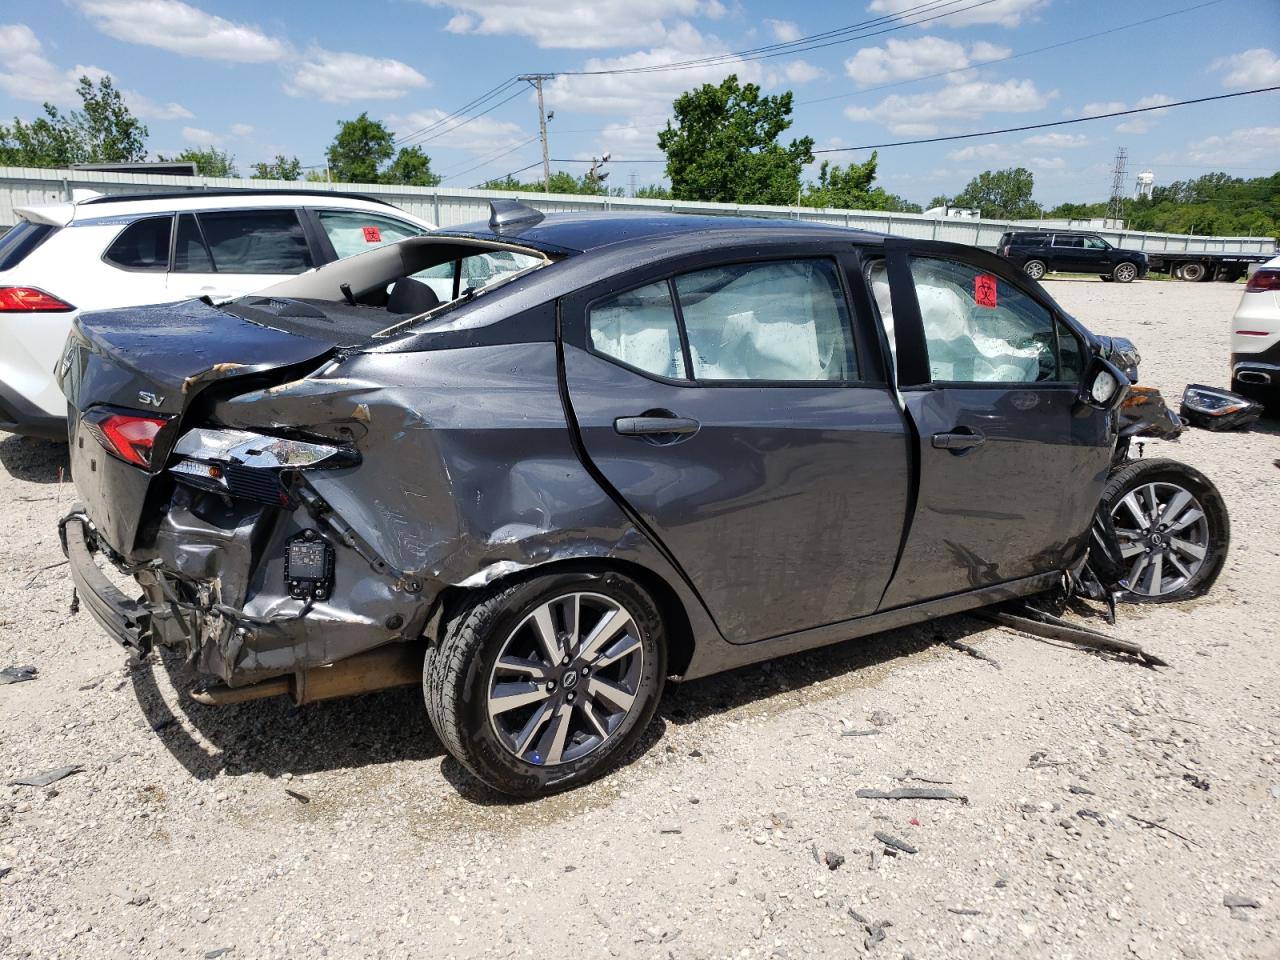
[2,0,1277,206]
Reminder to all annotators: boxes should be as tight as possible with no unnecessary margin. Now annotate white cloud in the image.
[1077,100,1126,117]
[1023,132,1088,148]
[764,18,802,42]
[0,24,109,104]
[385,109,525,153]
[947,142,1004,161]
[783,59,824,84]
[124,89,193,120]
[1179,126,1280,165]
[1115,94,1173,133]
[844,78,1053,135]
[1209,48,1280,88]
[230,123,254,137]
[421,0,725,49]
[845,36,1009,86]
[181,125,222,146]
[1027,155,1066,171]
[73,0,287,62]
[867,0,1048,28]
[544,21,762,115]
[284,50,429,103]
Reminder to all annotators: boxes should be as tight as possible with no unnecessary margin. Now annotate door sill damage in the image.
[977,600,1168,668]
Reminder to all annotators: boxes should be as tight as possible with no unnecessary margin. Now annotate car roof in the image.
[76,188,396,209]
[435,211,885,255]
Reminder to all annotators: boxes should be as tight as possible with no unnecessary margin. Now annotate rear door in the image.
[561,246,911,644]
[166,209,314,301]
[873,240,1113,607]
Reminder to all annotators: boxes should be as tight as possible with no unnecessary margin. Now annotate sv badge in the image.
[137,390,165,408]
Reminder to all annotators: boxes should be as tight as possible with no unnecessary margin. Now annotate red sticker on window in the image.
[975,273,998,308]
[362,226,382,243]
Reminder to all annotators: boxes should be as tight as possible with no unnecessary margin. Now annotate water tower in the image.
[1135,170,1155,199]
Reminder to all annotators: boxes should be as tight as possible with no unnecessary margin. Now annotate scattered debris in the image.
[1180,384,1263,432]
[940,636,1002,670]
[840,726,881,737]
[1224,895,1260,921]
[1077,809,1108,828]
[896,770,954,785]
[947,907,982,916]
[1028,752,1068,769]
[0,866,12,880]
[874,831,918,855]
[856,787,968,804]
[8,764,83,787]
[1069,784,1096,796]
[1127,813,1202,848]
[869,849,882,871]
[980,605,1168,668]
[848,909,892,952]
[820,850,845,871]
[110,885,149,906]
[284,789,311,804]
[659,827,682,835]
[0,665,38,684]
[868,709,897,727]
[1182,773,1209,792]
[204,948,235,959]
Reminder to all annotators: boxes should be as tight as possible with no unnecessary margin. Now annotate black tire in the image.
[1112,262,1138,283]
[1100,458,1229,604]
[1100,274,1114,282]
[424,570,666,797]
[1179,262,1206,282]
[1023,259,1047,281]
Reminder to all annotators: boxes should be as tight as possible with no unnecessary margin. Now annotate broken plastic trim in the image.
[172,428,355,469]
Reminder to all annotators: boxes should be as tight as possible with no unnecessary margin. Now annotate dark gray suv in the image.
[60,204,1132,796]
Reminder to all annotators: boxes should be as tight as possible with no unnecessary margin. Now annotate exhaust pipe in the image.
[191,642,424,706]
[1236,370,1271,385]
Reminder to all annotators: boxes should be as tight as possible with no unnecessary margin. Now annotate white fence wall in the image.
[1,165,1274,256]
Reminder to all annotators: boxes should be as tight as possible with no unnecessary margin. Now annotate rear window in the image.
[0,220,58,271]
[104,216,173,271]
[191,210,313,275]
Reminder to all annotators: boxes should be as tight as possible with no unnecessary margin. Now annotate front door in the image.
[1049,234,1089,273]
[562,252,911,644]
[875,242,1114,608]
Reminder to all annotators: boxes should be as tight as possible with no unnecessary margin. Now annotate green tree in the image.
[927,195,950,209]
[635,184,672,199]
[657,75,814,205]
[382,145,441,186]
[251,154,302,180]
[159,146,238,177]
[801,155,878,208]
[326,113,395,183]
[483,169,622,196]
[0,75,147,167]
[951,167,1041,219]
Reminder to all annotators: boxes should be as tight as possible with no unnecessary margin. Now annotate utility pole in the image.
[518,74,555,192]
[1107,146,1128,226]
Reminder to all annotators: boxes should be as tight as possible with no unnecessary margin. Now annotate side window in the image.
[1053,235,1084,248]
[173,214,213,273]
[588,281,687,380]
[673,260,856,382]
[316,210,425,259]
[194,210,313,274]
[1083,236,1108,250]
[414,251,542,298]
[908,257,1062,384]
[1057,322,1086,383]
[103,216,172,271]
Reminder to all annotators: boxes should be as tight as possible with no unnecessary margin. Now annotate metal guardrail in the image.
[1,165,1273,255]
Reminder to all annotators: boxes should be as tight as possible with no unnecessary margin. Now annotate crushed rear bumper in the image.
[59,508,151,655]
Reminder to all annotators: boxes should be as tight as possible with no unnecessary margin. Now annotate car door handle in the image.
[932,428,985,451]
[614,415,700,436]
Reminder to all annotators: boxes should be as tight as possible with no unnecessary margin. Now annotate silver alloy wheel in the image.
[1109,481,1210,597]
[487,592,645,766]
[1114,263,1137,282]
[1024,260,1046,280]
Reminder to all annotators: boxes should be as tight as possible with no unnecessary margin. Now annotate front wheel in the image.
[424,570,666,796]
[1023,259,1047,281]
[1112,262,1138,283]
[1101,458,1229,603]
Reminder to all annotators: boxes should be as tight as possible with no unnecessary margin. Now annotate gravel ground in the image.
[1,279,1277,960]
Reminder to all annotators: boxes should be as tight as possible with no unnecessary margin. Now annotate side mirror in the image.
[1080,356,1129,411]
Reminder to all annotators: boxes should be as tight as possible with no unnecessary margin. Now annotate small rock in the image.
[821,851,845,871]
[868,709,897,727]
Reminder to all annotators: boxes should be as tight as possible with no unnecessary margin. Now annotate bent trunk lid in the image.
[61,299,337,553]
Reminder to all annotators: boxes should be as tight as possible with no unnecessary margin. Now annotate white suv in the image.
[0,190,434,439]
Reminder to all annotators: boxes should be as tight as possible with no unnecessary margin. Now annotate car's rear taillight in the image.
[0,286,74,311]
[1245,269,1280,292]
[82,409,169,468]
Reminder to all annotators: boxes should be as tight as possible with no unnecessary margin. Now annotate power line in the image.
[472,160,545,189]
[394,78,520,146]
[545,85,1280,163]
[440,136,541,183]
[795,0,1226,107]
[550,0,998,76]
[401,86,528,148]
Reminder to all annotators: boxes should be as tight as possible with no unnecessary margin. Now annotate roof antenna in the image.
[489,199,544,233]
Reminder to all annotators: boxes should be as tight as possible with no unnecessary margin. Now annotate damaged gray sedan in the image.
[60,201,1190,796]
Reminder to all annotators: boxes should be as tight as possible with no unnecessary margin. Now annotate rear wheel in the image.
[424,570,666,796]
[1023,259,1047,281]
[1179,262,1206,282]
[1102,458,1228,603]
[1112,262,1138,283]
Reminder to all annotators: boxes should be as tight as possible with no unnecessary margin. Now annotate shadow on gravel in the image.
[0,434,70,484]
[129,613,991,799]
[129,653,441,782]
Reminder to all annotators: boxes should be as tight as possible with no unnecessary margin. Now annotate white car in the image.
[0,189,435,439]
[1230,255,1280,404]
